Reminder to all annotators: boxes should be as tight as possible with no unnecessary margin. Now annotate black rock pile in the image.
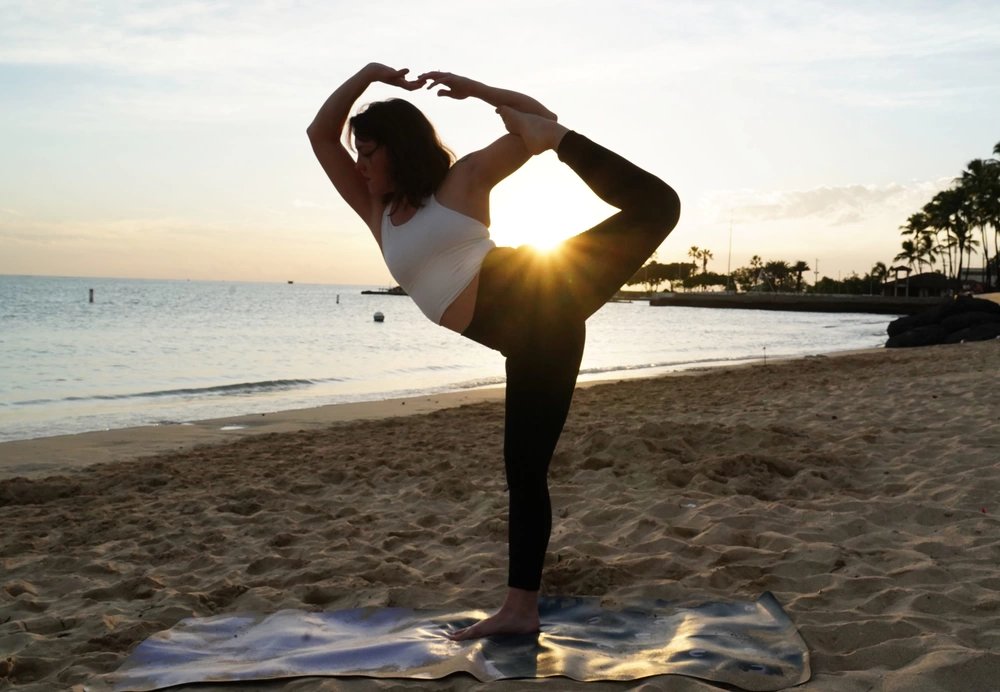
[886,295,1000,348]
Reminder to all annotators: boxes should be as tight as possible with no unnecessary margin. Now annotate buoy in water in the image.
[373,311,385,323]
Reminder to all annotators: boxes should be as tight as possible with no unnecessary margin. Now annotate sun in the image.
[487,158,616,252]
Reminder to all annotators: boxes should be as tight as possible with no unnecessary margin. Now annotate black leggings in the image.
[461,131,680,591]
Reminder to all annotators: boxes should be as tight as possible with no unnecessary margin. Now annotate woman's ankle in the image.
[502,586,540,614]
[498,107,568,154]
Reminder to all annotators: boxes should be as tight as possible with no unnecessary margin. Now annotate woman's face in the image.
[355,138,393,198]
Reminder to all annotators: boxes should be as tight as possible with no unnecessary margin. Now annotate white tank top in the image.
[380,196,496,324]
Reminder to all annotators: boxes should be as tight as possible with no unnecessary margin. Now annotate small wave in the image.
[451,375,507,391]
[13,379,323,406]
[578,355,764,378]
[438,358,770,393]
[387,363,465,376]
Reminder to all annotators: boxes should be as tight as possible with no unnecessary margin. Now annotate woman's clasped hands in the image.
[364,62,476,99]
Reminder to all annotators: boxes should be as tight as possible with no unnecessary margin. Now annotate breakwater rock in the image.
[886,295,1000,347]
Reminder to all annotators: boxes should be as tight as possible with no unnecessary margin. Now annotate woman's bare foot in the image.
[447,587,540,641]
[496,106,569,155]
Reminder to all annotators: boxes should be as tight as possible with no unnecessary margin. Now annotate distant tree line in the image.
[627,252,890,296]
[626,140,999,296]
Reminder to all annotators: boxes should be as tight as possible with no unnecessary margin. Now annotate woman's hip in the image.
[462,246,581,356]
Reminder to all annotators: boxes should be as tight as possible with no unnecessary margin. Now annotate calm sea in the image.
[0,275,892,443]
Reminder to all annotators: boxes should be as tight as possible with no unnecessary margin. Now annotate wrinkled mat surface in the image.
[90,592,809,691]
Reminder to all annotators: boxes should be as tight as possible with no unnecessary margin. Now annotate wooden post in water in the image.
[89,288,94,303]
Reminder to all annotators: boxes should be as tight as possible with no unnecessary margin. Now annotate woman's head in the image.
[350,99,453,209]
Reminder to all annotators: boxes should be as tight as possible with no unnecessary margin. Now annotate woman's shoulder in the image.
[435,165,490,227]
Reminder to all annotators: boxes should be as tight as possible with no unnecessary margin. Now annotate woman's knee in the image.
[634,179,681,236]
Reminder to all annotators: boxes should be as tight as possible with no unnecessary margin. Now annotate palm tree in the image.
[989,141,1000,289]
[871,261,888,295]
[687,246,700,269]
[916,232,938,273]
[763,260,792,292]
[899,211,929,239]
[900,211,939,273]
[964,234,981,281]
[924,188,972,281]
[959,157,1000,288]
[685,246,714,277]
[700,249,713,274]
[791,260,811,292]
[894,239,920,271]
[871,261,888,282]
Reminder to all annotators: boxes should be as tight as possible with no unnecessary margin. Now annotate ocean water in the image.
[0,275,892,443]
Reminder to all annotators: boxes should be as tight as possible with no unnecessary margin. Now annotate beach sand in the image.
[1,340,998,691]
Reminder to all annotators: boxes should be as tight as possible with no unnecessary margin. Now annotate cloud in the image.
[3,1,998,129]
[5,2,998,80]
[701,178,954,226]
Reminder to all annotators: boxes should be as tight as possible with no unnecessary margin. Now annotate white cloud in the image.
[700,178,954,226]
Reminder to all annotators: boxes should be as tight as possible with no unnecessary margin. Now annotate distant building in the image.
[882,270,953,298]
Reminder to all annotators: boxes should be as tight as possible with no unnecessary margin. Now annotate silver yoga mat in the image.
[90,592,810,691]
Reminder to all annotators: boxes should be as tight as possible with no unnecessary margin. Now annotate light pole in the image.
[726,213,734,292]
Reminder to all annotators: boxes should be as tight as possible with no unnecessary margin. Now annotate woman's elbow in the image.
[306,121,332,141]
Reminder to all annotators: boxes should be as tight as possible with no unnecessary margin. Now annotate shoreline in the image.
[0,344,873,450]
[0,347,882,481]
[0,387,503,480]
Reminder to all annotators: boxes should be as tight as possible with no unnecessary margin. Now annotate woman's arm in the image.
[307,63,424,232]
[419,72,556,197]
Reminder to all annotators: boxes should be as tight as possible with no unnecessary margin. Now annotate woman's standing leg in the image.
[454,264,586,640]
[503,317,585,592]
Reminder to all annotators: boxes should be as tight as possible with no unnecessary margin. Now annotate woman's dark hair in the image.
[349,99,454,210]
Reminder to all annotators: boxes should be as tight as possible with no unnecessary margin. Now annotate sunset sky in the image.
[2,1,998,286]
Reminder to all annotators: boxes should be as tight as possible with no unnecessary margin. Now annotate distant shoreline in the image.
[361,285,407,295]
[649,292,941,314]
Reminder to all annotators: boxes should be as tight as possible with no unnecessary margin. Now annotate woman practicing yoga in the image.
[308,63,680,640]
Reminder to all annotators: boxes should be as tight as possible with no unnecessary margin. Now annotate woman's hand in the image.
[418,70,557,120]
[418,71,480,100]
[364,62,426,91]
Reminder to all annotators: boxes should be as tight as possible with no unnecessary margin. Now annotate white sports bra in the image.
[380,196,496,324]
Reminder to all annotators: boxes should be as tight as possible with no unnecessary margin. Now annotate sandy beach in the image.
[1,340,998,691]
